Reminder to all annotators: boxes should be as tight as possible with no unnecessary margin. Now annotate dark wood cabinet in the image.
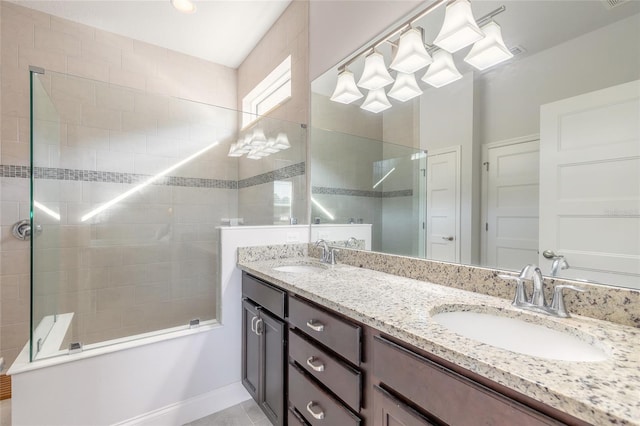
[242,273,287,426]
[240,271,589,426]
[373,385,436,426]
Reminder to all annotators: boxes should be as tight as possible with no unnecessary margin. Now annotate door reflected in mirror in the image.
[310,0,640,290]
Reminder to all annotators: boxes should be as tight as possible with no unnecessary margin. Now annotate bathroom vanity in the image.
[238,251,639,426]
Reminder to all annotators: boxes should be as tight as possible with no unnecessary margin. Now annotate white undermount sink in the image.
[272,264,327,273]
[431,309,609,362]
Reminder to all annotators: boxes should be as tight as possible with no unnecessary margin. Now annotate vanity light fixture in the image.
[422,49,462,88]
[329,2,509,113]
[433,0,484,53]
[464,20,513,70]
[388,72,423,102]
[360,88,393,113]
[389,28,432,74]
[171,0,196,14]
[357,51,394,90]
[330,69,363,104]
[228,130,290,159]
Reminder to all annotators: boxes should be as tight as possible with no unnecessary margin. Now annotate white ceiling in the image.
[11,0,292,68]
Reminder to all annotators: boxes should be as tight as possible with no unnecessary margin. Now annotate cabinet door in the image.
[242,299,261,401]
[260,309,286,426]
[373,386,437,426]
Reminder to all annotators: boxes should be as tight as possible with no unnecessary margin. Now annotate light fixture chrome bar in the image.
[338,4,506,72]
[339,0,448,71]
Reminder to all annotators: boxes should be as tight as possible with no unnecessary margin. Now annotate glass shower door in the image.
[30,69,65,361]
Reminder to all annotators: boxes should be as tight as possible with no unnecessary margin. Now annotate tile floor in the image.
[0,398,271,426]
[0,399,11,426]
[184,399,273,426]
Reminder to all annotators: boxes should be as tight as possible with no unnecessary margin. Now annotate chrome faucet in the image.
[315,239,329,262]
[550,256,570,277]
[500,264,585,318]
[314,239,339,265]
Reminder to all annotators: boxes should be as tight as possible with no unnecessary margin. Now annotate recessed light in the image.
[171,0,196,14]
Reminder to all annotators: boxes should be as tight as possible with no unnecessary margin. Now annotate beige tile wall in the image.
[236,0,310,224]
[0,2,239,365]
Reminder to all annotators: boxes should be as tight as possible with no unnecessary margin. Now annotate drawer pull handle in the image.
[306,356,325,372]
[306,320,324,332]
[255,318,263,336]
[250,316,258,334]
[306,401,325,420]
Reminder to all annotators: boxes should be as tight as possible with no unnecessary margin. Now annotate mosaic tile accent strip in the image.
[0,164,238,189]
[312,186,413,198]
[238,162,306,189]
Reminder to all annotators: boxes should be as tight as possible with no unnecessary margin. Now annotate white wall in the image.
[9,225,309,426]
[476,13,640,145]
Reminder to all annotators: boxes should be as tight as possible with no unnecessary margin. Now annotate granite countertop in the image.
[238,257,640,426]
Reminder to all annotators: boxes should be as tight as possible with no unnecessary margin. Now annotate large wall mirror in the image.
[310,0,640,290]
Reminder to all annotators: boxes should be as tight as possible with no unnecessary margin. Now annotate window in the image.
[242,55,292,127]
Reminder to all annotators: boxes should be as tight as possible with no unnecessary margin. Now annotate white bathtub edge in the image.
[112,381,251,426]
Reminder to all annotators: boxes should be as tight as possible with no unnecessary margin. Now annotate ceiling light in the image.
[357,51,394,90]
[433,0,484,53]
[388,72,423,102]
[228,143,243,157]
[330,69,363,104]
[464,21,513,70]
[422,50,462,88]
[360,88,392,113]
[250,129,267,147]
[390,28,433,74]
[171,0,196,14]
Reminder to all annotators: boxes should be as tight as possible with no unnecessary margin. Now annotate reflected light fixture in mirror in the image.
[389,28,433,73]
[464,21,513,70]
[422,50,462,88]
[357,51,394,90]
[171,0,196,14]
[433,0,484,53]
[330,69,363,104]
[388,72,423,102]
[361,88,393,113]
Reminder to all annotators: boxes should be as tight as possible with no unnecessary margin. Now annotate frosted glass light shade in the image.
[227,143,243,157]
[357,51,394,90]
[273,133,291,150]
[388,72,423,102]
[250,129,267,147]
[360,88,392,113]
[330,70,363,104]
[389,28,432,74]
[262,139,280,154]
[422,50,462,88]
[433,0,484,53]
[464,21,513,70]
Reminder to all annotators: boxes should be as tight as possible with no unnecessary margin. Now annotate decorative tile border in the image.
[0,164,237,189]
[238,162,306,189]
[1,162,308,190]
[312,186,413,198]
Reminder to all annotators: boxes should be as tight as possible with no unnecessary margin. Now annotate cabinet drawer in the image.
[242,272,286,319]
[289,329,362,411]
[288,407,309,426]
[289,363,361,426]
[288,296,361,365]
[373,385,436,426]
[373,336,562,426]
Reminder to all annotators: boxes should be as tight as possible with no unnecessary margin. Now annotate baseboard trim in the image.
[113,381,251,426]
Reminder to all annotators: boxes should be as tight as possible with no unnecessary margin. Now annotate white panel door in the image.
[426,148,460,263]
[483,138,540,270]
[539,80,640,287]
